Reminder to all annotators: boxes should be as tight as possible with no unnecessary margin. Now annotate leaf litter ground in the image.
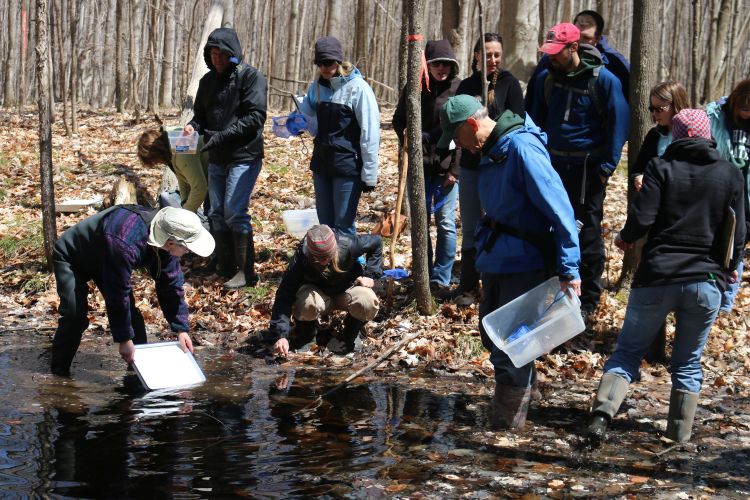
[0,108,748,496]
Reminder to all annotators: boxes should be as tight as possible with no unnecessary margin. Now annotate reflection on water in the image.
[0,331,744,497]
[0,332,490,497]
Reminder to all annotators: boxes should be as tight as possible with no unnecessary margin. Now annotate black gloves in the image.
[361,182,376,193]
[200,129,225,152]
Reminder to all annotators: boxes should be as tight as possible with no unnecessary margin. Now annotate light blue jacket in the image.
[706,97,746,168]
[476,115,581,279]
[298,68,381,187]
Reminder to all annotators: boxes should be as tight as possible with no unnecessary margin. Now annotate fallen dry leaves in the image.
[0,106,748,392]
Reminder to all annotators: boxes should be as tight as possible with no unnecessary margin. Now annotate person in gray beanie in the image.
[392,39,461,292]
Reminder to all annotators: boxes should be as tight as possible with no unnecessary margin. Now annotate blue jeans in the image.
[458,168,482,251]
[604,280,721,393]
[479,270,547,387]
[720,259,743,313]
[313,172,361,236]
[208,160,262,233]
[424,176,458,286]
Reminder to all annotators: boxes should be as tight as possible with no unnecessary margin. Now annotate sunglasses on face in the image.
[648,104,671,113]
[316,60,337,68]
[428,61,452,68]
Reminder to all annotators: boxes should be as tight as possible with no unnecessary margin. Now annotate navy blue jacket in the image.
[525,35,630,106]
[526,46,630,177]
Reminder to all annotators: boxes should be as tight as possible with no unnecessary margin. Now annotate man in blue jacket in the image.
[527,22,629,320]
[525,10,630,107]
[438,95,581,429]
[185,27,267,290]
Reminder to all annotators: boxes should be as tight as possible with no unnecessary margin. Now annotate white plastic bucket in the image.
[282,209,319,238]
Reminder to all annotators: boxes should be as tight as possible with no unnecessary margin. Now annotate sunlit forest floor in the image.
[0,107,748,496]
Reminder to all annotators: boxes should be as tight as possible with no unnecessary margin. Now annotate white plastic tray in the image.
[132,341,205,390]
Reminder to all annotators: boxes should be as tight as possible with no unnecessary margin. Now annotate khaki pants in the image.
[292,284,379,322]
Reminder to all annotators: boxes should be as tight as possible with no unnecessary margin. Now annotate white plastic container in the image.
[481,276,585,368]
[282,208,319,238]
[167,130,199,154]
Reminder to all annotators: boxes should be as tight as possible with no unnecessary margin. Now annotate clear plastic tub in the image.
[282,209,319,238]
[481,276,585,368]
[167,130,199,154]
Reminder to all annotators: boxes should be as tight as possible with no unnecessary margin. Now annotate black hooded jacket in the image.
[392,74,462,177]
[620,138,746,291]
[188,28,267,166]
[268,232,383,339]
[455,69,524,170]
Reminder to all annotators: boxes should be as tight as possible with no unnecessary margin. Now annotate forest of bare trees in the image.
[2,0,749,121]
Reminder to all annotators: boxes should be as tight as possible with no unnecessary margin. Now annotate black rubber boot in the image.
[224,231,259,289]
[342,314,366,353]
[290,321,318,352]
[51,329,82,376]
[439,248,479,301]
[214,231,235,279]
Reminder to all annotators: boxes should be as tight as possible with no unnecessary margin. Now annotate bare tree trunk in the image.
[441,0,471,78]
[19,0,29,109]
[690,0,702,106]
[499,0,539,85]
[114,0,124,111]
[405,0,433,315]
[160,0,176,107]
[5,0,20,106]
[354,0,367,73]
[146,0,160,112]
[284,0,301,106]
[702,0,732,101]
[620,0,660,284]
[69,0,78,132]
[179,0,223,125]
[53,0,70,134]
[397,0,411,222]
[326,0,342,36]
[222,0,234,27]
[36,0,56,270]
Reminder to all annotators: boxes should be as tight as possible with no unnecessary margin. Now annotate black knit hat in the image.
[314,36,344,64]
[425,39,459,73]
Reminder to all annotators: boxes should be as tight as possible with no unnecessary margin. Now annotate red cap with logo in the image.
[539,23,581,55]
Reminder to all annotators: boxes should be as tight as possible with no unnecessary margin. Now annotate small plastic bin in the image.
[282,208,319,238]
[481,277,585,368]
[167,130,199,154]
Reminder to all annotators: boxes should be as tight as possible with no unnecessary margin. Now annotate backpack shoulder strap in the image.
[543,73,554,107]
[587,66,604,117]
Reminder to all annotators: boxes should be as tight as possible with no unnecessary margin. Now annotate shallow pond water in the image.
[1,330,748,498]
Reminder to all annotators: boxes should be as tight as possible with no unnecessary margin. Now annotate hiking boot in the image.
[490,384,532,430]
[665,389,699,442]
[438,248,480,301]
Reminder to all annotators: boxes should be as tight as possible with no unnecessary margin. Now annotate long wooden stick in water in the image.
[297,330,422,412]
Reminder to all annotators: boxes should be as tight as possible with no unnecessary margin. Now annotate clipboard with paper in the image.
[721,206,736,269]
